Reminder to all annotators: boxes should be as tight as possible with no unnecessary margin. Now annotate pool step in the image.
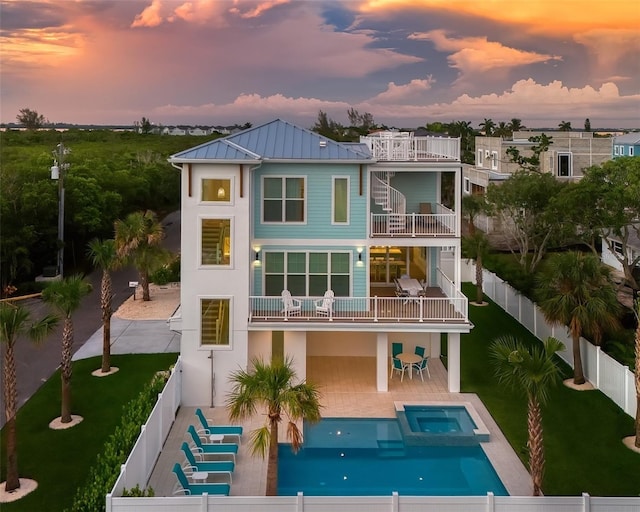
[377,439,405,458]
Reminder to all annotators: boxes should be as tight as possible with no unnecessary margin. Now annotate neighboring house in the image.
[162,126,188,136]
[168,119,471,407]
[601,223,640,285]
[463,131,613,195]
[613,132,640,159]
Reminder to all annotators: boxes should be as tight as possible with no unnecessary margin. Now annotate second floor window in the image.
[202,218,231,265]
[263,177,305,223]
[332,177,349,224]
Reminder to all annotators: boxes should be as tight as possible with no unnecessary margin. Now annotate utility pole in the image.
[50,143,70,278]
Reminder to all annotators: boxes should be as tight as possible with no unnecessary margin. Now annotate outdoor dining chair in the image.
[390,357,409,382]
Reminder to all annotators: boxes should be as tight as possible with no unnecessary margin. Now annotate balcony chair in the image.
[315,290,334,317]
[172,463,230,496]
[281,290,301,316]
[195,408,243,443]
[180,442,234,483]
[390,357,409,382]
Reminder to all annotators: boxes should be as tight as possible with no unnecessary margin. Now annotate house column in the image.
[284,331,307,383]
[447,332,460,392]
[376,332,389,392]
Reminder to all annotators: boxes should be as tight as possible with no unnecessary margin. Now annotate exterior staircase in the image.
[371,172,406,231]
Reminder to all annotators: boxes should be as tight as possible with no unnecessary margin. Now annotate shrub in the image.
[122,484,155,497]
[150,255,180,285]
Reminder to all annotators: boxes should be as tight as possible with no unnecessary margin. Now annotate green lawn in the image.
[461,283,640,496]
[1,353,178,512]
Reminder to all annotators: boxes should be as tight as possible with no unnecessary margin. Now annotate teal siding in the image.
[251,245,366,297]
[391,173,437,213]
[253,163,367,239]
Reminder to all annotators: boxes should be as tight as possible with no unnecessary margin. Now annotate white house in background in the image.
[168,119,470,407]
[601,223,640,295]
[463,131,613,195]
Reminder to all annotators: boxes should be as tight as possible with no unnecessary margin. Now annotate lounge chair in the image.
[195,408,243,443]
[187,425,238,462]
[180,442,234,483]
[314,290,334,317]
[281,290,301,317]
[172,463,230,496]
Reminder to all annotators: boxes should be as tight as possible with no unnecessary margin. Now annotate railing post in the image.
[374,296,378,322]
[596,346,601,389]
[297,491,304,512]
[582,492,590,512]
[392,491,399,512]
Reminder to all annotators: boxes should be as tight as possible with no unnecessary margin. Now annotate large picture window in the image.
[201,298,230,346]
[263,177,305,222]
[201,218,231,265]
[264,251,350,297]
[332,177,349,224]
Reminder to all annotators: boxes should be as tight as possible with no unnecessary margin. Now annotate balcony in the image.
[249,292,468,326]
[361,132,460,162]
[370,205,456,238]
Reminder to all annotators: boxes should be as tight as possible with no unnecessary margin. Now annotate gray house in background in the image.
[613,132,640,159]
[463,131,613,195]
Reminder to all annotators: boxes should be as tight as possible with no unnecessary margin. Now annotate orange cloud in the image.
[370,77,436,103]
[131,0,164,28]
[411,30,560,78]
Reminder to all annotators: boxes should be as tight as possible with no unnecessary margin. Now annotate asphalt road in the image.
[0,210,181,428]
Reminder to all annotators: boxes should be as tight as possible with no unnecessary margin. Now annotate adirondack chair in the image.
[281,290,301,316]
[315,290,334,317]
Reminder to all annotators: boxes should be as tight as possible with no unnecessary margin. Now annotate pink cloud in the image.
[131,0,164,28]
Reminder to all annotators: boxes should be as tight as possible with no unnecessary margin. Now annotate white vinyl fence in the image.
[467,261,637,419]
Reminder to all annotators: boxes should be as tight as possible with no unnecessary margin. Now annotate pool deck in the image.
[148,356,532,496]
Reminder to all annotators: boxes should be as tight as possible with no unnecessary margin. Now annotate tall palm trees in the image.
[87,238,119,374]
[462,231,491,305]
[115,210,169,301]
[558,120,572,131]
[226,357,322,496]
[0,303,57,492]
[535,252,621,385]
[479,118,495,136]
[490,335,564,496]
[42,274,92,423]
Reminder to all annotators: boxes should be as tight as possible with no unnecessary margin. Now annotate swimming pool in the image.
[278,417,508,496]
[405,405,477,433]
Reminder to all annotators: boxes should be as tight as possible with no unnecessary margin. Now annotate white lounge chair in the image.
[315,290,334,317]
[281,290,301,316]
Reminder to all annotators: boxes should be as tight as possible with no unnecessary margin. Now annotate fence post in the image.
[582,492,590,512]
[297,491,304,512]
[392,491,399,512]
[486,491,494,512]
[596,346,601,389]
[623,365,630,414]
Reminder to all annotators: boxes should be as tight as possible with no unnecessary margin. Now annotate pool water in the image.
[278,418,507,496]
[405,405,477,434]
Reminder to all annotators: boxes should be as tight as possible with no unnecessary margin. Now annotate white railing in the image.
[249,295,468,323]
[107,491,638,511]
[361,133,460,161]
[370,211,456,236]
[468,262,637,419]
[108,357,182,498]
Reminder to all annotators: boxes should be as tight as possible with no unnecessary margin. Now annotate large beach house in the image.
[168,119,471,407]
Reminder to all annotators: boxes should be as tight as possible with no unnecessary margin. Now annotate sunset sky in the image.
[2,0,639,129]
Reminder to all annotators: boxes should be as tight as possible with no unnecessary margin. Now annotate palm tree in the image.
[494,121,511,138]
[114,210,169,301]
[558,120,572,131]
[226,357,322,496]
[462,231,491,305]
[535,252,621,385]
[479,118,495,136]
[87,238,119,374]
[0,303,57,492]
[41,274,92,423]
[490,335,564,496]
[509,118,525,132]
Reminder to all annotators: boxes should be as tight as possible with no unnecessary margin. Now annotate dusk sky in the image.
[2,0,639,129]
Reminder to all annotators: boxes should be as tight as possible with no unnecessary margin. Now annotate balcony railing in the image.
[361,133,460,162]
[249,294,468,324]
[370,207,456,237]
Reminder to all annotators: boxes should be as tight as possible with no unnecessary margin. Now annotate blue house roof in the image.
[169,119,374,163]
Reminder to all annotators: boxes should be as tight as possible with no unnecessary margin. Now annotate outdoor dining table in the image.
[397,352,421,379]
[397,278,423,303]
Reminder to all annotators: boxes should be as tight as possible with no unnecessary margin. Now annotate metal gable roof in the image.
[169,119,374,162]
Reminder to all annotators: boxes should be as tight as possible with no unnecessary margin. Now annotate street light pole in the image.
[50,143,69,278]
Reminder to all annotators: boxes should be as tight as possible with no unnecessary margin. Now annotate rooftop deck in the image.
[361,132,460,162]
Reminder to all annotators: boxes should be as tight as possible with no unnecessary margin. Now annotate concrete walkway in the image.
[72,318,180,361]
